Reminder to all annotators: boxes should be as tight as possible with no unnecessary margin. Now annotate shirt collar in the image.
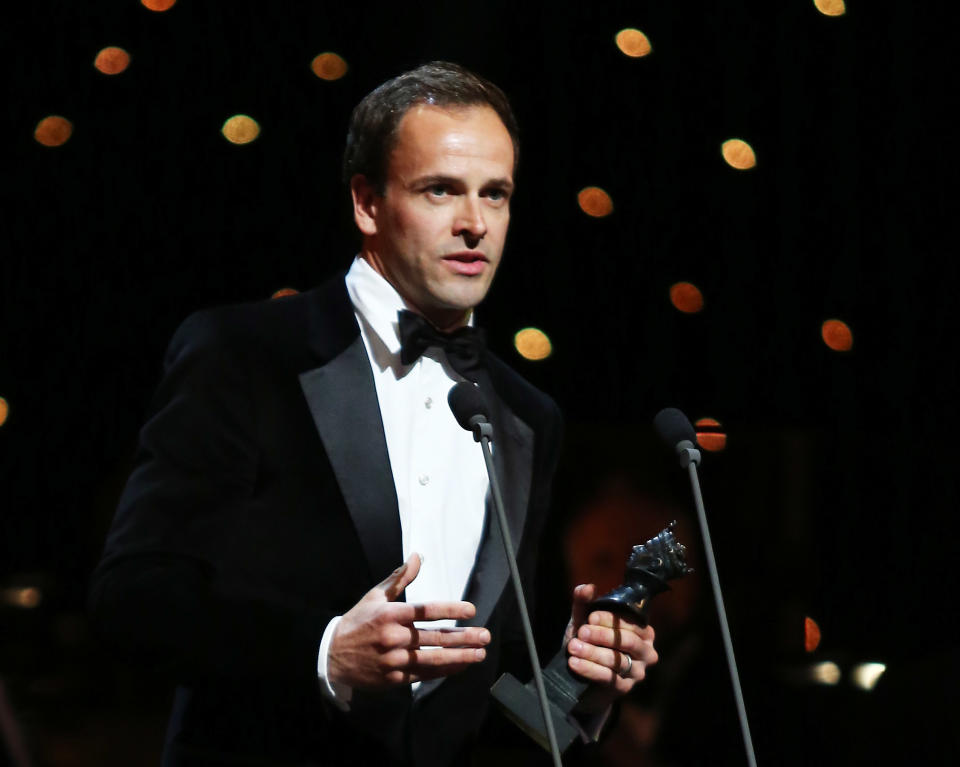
[344,256,474,358]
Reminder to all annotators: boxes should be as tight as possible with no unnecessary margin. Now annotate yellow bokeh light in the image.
[810,661,841,685]
[615,28,652,58]
[813,0,846,17]
[311,53,349,81]
[821,319,853,352]
[222,115,260,145]
[514,328,553,361]
[851,663,886,691]
[34,116,73,147]
[94,47,131,75]
[141,0,177,11]
[669,282,704,314]
[271,288,299,299]
[0,397,8,427]
[577,187,614,218]
[722,139,757,170]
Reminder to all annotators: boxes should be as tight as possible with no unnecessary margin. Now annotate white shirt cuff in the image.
[317,615,352,711]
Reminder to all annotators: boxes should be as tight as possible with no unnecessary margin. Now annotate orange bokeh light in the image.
[721,139,757,170]
[141,0,177,11]
[221,115,260,145]
[577,187,614,218]
[805,616,822,652]
[694,418,726,452]
[514,328,553,361]
[814,0,846,17]
[94,47,131,75]
[0,397,8,428]
[271,288,299,299]
[34,116,73,147]
[669,282,704,313]
[821,319,853,351]
[615,29,652,58]
[311,53,349,81]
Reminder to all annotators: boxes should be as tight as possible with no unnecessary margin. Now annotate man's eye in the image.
[484,189,506,201]
[428,185,448,197]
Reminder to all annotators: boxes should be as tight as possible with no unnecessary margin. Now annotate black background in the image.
[2,1,958,764]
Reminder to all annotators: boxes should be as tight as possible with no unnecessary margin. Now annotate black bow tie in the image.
[398,309,486,381]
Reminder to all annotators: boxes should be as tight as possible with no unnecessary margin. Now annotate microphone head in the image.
[653,407,697,449]
[448,382,489,432]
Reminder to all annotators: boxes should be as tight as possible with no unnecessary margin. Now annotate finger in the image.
[577,624,659,666]
[587,610,655,640]
[383,647,487,674]
[377,553,422,601]
[567,654,635,690]
[409,627,491,648]
[388,600,477,624]
[567,638,626,673]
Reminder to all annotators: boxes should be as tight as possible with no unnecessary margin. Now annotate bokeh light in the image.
[141,0,177,11]
[810,661,841,685]
[821,319,853,351]
[0,587,42,609]
[577,187,614,218]
[271,288,299,299]
[222,115,260,145]
[694,417,727,452]
[615,28,652,58]
[804,616,822,652]
[814,0,846,17]
[851,663,886,691]
[34,116,73,147]
[514,328,553,361]
[311,53,349,81]
[0,397,8,427]
[94,46,130,75]
[669,282,704,313]
[722,139,757,170]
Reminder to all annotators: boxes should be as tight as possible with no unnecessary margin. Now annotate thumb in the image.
[377,552,422,602]
[569,583,596,635]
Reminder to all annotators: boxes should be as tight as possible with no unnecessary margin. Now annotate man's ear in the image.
[351,174,380,236]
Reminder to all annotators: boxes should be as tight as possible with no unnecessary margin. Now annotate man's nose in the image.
[453,196,487,241]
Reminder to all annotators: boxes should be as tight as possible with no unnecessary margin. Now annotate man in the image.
[90,62,657,766]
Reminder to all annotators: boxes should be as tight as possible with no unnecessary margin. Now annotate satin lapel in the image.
[466,370,534,628]
[299,336,402,584]
[416,372,534,700]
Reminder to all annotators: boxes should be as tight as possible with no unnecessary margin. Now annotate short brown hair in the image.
[343,61,519,193]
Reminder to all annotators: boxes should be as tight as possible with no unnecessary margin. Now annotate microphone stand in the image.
[470,417,564,767]
[677,440,758,767]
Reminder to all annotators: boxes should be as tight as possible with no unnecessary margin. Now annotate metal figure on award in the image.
[491,522,692,753]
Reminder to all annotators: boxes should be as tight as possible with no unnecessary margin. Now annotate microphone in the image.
[653,406,697,449]
[447,381,492,441]
[447,382,565,767]
[655,407,758,767]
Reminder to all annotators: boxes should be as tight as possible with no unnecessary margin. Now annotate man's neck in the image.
[358,252,471,333]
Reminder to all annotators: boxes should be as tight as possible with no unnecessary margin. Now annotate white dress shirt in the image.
[317,256,490,706]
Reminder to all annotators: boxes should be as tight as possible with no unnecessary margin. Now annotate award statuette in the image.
[491,522,692,752]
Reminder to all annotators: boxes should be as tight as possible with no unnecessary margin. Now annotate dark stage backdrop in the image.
[2,1,958,764]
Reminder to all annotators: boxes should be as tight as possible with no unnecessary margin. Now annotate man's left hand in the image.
[564,583,658,714]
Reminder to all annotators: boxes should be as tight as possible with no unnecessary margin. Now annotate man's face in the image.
[353,104,515,330]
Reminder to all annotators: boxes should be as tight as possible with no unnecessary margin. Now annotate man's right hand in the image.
[328,553,490,690]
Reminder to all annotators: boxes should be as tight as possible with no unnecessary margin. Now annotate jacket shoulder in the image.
[485,351,563,436]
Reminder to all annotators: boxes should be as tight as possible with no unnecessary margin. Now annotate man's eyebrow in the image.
[484,176,515,191]
[410,174,514,191]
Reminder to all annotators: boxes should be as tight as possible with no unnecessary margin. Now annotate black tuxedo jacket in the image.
[90,273,564,767]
